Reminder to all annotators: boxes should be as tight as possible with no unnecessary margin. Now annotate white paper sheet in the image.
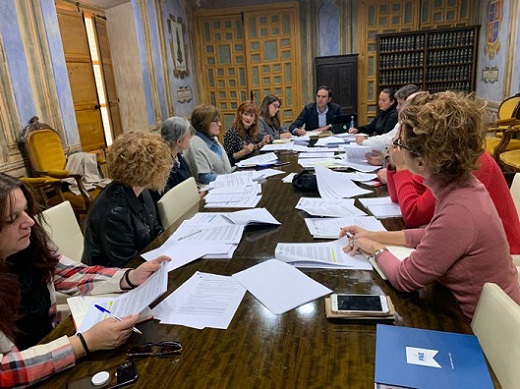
[235,152,278,167]
[78,262,169,332]
[223,208,280,225]
[359,196,403,218]
[282,173,296,183]
[315,166,372,199]
[295,197,367,217]
[152,272,246,329]
[274,237,372,270]
[304,216,386,239]
[168,222,245,244]
[232,259,332,315]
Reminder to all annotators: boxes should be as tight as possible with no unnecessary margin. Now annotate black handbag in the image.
[292,170,318,192]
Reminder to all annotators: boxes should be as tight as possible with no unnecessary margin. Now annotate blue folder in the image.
[374,324,493,389]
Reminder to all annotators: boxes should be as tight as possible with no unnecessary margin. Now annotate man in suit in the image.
[289,86,342,136]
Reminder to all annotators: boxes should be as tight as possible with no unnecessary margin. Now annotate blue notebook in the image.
[374,324,493,389]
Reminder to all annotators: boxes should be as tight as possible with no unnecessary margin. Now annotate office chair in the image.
[471,283,520,389]
[157,177,200,229]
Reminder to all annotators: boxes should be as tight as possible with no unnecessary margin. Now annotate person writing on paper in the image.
[184,104,232,184]
[289,86,342,136]
[257,95,291,142]
[340,91,520,320]
[83,132,172,268]
[0,173,170,387]
[349,88,398,136]
[150,116,193,202]
[224,100,270,166]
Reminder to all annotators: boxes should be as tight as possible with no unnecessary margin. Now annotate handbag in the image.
[292,170,318,192]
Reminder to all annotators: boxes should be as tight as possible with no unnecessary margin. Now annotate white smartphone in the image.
[330,294,389,314]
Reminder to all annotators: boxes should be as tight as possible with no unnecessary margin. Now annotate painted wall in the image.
[163,0,196,118]
[106,3,149,133]
[512,4,520,94]
[476,0,511,103]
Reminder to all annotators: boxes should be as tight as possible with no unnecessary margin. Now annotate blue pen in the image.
[94,304,143,334]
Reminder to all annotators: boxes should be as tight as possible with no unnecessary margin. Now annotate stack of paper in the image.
[274,237,372,270]
[359,196,402,218]
[336,159,380,172]
[340,143,373,161]
[260,143,295,152]
[304,216,386,239]
[183,208,280,226]
[235,152,278,167]
[315,136,347,147]
[315,166,372,199]
[296,197,367,217]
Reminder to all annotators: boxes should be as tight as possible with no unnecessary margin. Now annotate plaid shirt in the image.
[0,254,126,388]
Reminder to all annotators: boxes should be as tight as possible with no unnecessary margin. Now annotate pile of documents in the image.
[359,196,403,218]
[296,197,367,217]
[314,166,372,199]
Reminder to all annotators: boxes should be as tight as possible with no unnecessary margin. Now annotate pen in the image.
[94,304,143,334]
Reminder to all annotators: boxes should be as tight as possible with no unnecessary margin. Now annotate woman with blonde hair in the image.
[224,100,270,165]
[83,131,173,267]
[341,91,520,320]
[184,104,232,184]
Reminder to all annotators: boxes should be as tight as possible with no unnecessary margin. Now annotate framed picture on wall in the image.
[168,14,189,78]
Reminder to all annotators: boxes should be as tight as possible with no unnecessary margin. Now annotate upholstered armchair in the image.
[18,116,102,214]
[485,94,520,161]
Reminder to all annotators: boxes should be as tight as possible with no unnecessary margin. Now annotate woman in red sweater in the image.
[385,149,520,254]
[340,91,520,320]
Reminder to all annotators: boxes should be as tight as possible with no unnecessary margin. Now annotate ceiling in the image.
[79,0,130,10]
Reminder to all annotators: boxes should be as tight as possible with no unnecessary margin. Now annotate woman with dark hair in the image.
[349,88,398,136]
[184,104,232,184]
[0,173,169,387]
[224,100,270,165]
[341,91,520,320]
[257,95,291,142]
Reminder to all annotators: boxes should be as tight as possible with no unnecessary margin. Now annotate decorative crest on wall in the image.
[484,0,502,59]
[168,14,189,79]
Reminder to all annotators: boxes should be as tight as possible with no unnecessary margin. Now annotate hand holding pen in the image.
[95,304,143,334]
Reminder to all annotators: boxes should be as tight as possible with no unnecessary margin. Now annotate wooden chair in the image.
[485,94,520,164]
[157,177,200,229]
[18,116,101,215]
[471,283,520,389]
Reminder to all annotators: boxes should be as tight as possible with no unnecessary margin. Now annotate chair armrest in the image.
[37,169,73,179]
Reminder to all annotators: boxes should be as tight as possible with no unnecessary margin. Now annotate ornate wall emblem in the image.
[168,14,189,79]
[484,0,502,59]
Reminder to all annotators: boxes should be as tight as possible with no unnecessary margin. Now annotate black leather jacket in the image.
[82,182,163,267]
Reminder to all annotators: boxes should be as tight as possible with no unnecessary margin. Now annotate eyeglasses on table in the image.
[127,341,182,358]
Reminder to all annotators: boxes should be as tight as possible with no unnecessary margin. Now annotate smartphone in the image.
[66,361,138,389]
[330,294,389,314]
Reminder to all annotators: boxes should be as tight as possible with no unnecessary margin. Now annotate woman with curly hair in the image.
[340,91,520,320]
[224,101,270,165]
[82,132,173,267]
[0,173,169,387]
[257,94,291,142]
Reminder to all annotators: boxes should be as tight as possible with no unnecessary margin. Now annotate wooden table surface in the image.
[36,153,487,389]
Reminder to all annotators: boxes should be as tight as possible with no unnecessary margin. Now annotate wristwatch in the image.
[372,248,388,261]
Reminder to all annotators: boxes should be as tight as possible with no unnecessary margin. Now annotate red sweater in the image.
[387,152,520,254]
[378,175,520,320]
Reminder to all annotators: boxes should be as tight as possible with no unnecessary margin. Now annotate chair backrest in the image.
[157,177,200,229]
[42,201,84,261]
[471,283,520,389]
[511,173,520,221]
[498,95,520,121]
[19,117,67,173]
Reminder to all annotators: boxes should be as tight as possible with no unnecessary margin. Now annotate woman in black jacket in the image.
[82,132,172,267]
[349,88,398,136]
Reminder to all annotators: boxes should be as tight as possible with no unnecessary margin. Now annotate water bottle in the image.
[349,115,355,131]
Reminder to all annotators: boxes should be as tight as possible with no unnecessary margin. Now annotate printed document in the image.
[235,152,278,167]
[77,262,168,332]
[296,197,367,217]
[274,237,373,270]
[152,272,246,329]
[305,216,386,239]
[232,259,332,314]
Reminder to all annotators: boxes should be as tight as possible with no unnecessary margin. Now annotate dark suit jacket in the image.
[289,102,342,133]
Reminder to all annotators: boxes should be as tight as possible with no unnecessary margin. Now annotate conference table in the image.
[36,151,492,388]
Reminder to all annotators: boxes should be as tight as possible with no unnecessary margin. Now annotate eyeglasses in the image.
[127,341,182,358]
[392,138,420,156]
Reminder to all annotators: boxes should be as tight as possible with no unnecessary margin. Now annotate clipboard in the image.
[325,296,395,321]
